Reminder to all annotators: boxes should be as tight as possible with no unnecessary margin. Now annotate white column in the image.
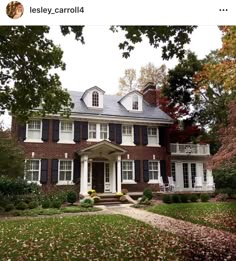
[117,156,122,192]
[111,161,116,193]
[80,155,88,195]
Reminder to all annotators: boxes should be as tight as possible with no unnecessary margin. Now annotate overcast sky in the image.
[49,25,222,94]
[1,26,222,128]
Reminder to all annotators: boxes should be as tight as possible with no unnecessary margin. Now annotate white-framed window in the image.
[148,127,159,145]
[27,120,41,141]
[122,160,134,182]
[88,123,108,141]
[122,125,133,145]
[149,161,159,181]
[60,121,73,142]
[132,95,138,110]
[25,159,40,183]
[100,124,108,139]
[58,160,73,184]
[92,91,99,107]
[89,123,97,139]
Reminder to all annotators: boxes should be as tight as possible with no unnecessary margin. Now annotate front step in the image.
[95,194,128,205]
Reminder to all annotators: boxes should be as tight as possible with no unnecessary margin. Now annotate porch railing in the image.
[170,143,210,156]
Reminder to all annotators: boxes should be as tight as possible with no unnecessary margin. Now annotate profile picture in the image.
[6,1,24,19]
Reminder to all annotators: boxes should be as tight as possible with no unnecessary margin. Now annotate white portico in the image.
[77,140,127,195]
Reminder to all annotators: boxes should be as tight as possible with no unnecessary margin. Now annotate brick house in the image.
[12,83,214,194]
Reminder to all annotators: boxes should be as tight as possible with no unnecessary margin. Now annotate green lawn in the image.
[0,214,219,260]
[148,202,236,233]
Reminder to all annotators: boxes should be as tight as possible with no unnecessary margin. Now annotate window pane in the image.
[100,124,108,139]
[89,123,97,139]
[28,120,40,130]
[92,91,99,107]
[61,122,72,132]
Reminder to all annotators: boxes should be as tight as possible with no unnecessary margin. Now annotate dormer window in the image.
[132,95,138,110]
[92,91,99,107]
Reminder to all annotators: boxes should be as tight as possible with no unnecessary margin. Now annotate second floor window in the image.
[148,127,159,145]
[122,125,133,144]
[27,120,41,140]
[92,91,99,107]
[88,123,108,140]
[60,121,73,141]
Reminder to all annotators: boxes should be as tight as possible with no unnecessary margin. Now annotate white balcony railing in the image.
[170,143,210,156]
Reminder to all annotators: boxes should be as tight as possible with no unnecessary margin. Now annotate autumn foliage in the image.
[210,101,236,169]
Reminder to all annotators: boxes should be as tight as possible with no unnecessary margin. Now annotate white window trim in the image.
[87,123,109,142]
[25,120,43,143]
[121,125,134,146]
[148,160,160,184]
[147,127,160,146]
[58,121,75,144]
[57,159,74,185]
[25,159,41,185]
[121,160,136,184]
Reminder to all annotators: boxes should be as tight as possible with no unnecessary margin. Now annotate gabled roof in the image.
[118,90,142,103]
[77,140,127,156]
[81,86,105,100]
[69,90,173,123]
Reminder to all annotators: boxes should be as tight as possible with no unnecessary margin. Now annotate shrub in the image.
[15,202,28,210]
[180,194,188,203]
[172,194,180,203]
[0,206,5,213]
[88,189,96,195]
[200,194,209,202]
[67,191,77,204]
[5,203,15,212]
[190,194,198,202]
[0,176,40,196]
[121,188,128,195]
[162,194,172,204]
[80,198,94,208]
[143,188,153,200]
[28,201,38,209]
[213,165,236,189]
[51,200,61,209]
[42,199,51,209]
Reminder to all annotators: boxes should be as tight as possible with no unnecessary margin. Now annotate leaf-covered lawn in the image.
[0,214,216,260]
[148,202,236,233]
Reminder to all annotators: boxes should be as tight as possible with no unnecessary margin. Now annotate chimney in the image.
[143,82,159,106]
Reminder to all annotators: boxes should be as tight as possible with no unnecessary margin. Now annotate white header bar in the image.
[1,0,235,25]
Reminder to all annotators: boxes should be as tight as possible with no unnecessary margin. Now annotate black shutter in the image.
[18,124,26,141]
[81,121,88,140]
[135,160,141,182]
[134,125,140,145]
[40,159,48,184]
[143,160,149,182]
[160,160,167,183]
[142,126,148,145]
[109,123,115,141]
[52,120,59,142]
[73,158,81,183]
[116,124,122,144]
[51,159,58,184]
[74,121,81,143]
[159,127,166,147]
[42,119,49,142]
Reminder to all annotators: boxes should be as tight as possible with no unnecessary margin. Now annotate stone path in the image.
[100,204,236,259]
